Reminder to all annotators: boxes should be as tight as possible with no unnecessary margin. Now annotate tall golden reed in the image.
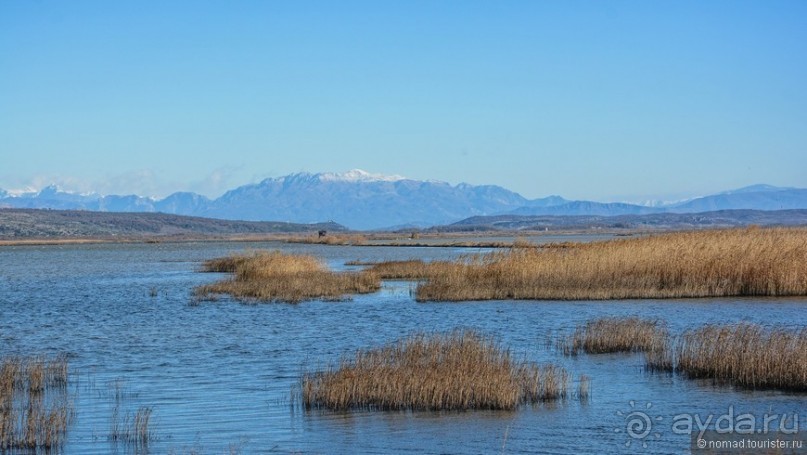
[196,250,381,303]
[560,317,667,355]
[410,227,807,301]
[673,323,806,391]
[301,330,572,411]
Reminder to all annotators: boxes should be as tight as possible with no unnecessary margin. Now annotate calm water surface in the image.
[0,241,805,454]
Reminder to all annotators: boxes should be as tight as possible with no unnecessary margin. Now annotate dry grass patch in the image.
[560,317,668,355]
[196,251,380,303]
[414,227,807,301]
[301,330,573,411]
[0,356,73,450]
[672,323,807,391]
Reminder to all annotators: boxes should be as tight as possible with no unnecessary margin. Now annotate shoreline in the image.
[0,229,639,248]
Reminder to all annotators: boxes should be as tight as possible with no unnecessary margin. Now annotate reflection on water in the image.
[0,241,805,454]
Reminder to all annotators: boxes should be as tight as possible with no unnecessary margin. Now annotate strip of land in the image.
[3,207,806,246]
[0,208,344,245]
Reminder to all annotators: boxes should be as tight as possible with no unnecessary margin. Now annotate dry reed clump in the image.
[560,317,668,355]
[301,330,572,411]
[196,250,381,303]
[413,227,807,301]
[0,356,73,450]
[671,323,807,391]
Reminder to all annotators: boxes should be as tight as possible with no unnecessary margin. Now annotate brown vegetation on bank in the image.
[285,233,369,246]
[196,251,380,303]
[289,234,547,248]
[397,227,807,301]
[560,317,667,355]
[0,356,73,450]
[301,330,574,411]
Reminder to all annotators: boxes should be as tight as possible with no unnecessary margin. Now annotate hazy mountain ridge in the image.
[212,175,530,229]
[666,188,807,213]
[443,210,807,232]
[0,209,344,239]
[1,172,805,229]
[509,201,663,216]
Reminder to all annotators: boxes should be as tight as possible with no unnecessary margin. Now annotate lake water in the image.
[1,241,805,454]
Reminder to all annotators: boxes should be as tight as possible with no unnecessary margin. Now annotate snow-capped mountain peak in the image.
[317,169,406,183]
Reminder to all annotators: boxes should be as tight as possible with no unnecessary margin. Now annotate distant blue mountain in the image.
[522,195,569,208]
[155,192,212,214]
[510,201,661,216]
[0,170,529,230]
[507,185,807,218]
[204,170,529,229]
[667,186,807,213]
[1,175,805,229]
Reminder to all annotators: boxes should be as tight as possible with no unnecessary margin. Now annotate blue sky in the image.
[1,1,805,202]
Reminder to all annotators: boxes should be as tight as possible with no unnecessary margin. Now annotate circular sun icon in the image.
[615,400,664,449]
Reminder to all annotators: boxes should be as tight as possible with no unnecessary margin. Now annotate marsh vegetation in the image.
[198,228,807,303]
[301,330,576,411]
[558,317,806,392]
[366,227,807,301]
[0,356,73,450]
[196,251,381,303]
[670,323,806,391]
[559,317,667,355]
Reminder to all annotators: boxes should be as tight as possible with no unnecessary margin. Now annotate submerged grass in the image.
[196,250,381,303]
[111,406,153,447]
[560,317,667,355]
[301,330,573,411]
[0,356,73,450]
[400,227,807,301]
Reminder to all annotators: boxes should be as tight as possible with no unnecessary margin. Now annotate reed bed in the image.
[671,323,807,391]
[196,250,381,303]
[559,317,667,355]
[0,356,73,450]
[412,227,807,301]
[301,330,572,411]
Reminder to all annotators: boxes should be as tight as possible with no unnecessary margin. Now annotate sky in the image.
[1,1,806,202]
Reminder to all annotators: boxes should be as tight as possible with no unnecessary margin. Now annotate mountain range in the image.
[1,170,805,229]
